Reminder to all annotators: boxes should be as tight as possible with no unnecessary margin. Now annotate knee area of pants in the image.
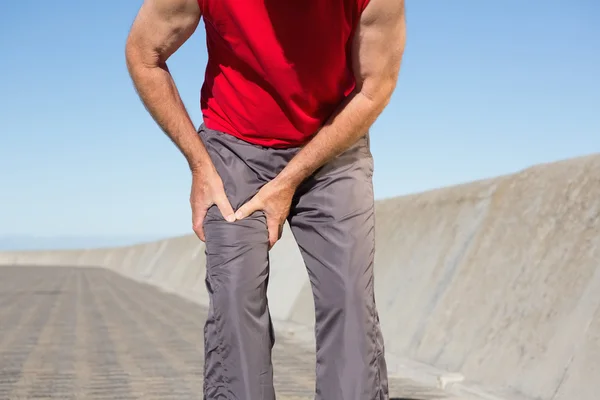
[318,278,370,312]
[211,280,264,315]
[204,216,268,249]
[208,261,269,307]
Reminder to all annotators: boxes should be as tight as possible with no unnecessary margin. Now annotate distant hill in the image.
[0,235,168,251]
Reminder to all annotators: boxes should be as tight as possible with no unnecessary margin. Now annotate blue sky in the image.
[0,1,599,243]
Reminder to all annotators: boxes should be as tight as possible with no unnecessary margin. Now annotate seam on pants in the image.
[375,351,384,400]
[370,188,384,400]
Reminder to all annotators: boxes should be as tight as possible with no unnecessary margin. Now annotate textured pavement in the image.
[0,266,453,400]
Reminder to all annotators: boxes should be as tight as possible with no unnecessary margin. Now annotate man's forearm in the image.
[276,87,392,188]
[127,60,211,172]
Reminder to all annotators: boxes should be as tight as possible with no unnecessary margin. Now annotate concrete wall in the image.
[2,153,599,400]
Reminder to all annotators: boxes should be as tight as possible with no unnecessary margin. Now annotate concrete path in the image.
[0,266,456,400]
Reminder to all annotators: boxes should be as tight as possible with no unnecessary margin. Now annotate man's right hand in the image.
[190,167,237,241]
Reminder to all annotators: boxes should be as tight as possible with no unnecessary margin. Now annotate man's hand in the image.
[191,167,236,241]
[234,178,296,249]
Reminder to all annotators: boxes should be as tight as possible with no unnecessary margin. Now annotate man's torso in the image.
[199,0,370,148]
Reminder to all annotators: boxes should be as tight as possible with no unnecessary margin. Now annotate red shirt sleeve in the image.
[359,0,371,13]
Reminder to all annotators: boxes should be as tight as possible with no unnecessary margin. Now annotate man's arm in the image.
[274,0,406,188]
[234,0,405,247]
[125,0,209,173]
[126,0,237,239]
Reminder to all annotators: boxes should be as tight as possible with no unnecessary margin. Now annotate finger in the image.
[192,206,209,241]
[267,218,281,249]
[215,193,236,222]
[235,197,262,220]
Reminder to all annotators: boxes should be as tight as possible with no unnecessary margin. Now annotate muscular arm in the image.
[125,0,210,172]
[276,0,406,188]
[126,0,237,234]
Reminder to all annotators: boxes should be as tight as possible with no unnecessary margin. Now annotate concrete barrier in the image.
[2,153,599,400]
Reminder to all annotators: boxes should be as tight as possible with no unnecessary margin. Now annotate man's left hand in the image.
[235,179,297,249]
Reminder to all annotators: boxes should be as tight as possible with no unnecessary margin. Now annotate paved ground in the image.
[0,266,454,400]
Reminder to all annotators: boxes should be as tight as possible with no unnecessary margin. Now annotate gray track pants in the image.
[198,124,388,400]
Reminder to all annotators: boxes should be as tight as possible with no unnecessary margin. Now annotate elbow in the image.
[359,78,397,111]
[124,36,158,75]
[125,36,140,74]
[379,80,397,107]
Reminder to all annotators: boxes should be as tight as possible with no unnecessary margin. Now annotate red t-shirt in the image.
[198,0,370,148]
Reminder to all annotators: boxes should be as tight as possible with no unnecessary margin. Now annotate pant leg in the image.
[198,126,279,400]
[288,134,389,400]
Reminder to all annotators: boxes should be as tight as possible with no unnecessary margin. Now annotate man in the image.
[125,0,405,398]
